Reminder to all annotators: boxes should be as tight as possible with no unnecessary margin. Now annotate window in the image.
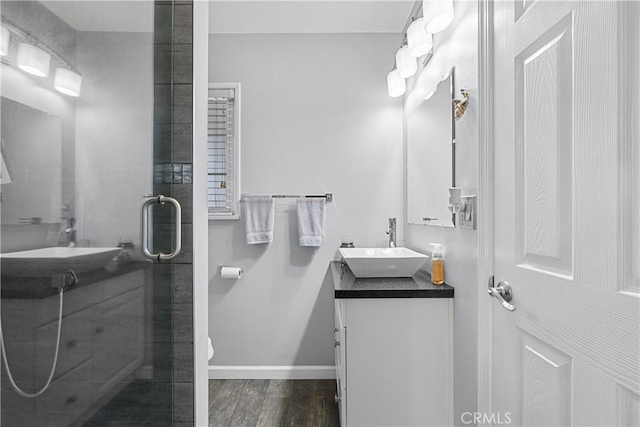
[208,83,240,219]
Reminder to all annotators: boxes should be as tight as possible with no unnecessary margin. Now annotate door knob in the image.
[488,277,515,311]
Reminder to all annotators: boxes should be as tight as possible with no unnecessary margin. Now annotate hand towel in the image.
[297,198,326,247]
[245,196,275,244]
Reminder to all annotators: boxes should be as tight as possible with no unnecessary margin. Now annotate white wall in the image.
[208,33,404,369]
[403,2,479,425]
[75,32,153,249]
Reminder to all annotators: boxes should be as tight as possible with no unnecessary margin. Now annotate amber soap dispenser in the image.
[430,243,444,285]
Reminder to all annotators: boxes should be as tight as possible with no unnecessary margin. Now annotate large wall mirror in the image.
[407,68,455,227]
[1,97,63,225]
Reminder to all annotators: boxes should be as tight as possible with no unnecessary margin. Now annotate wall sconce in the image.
[0,27,10,56]
[423,0,454,34]
[387,69,406,98]
[452,89,469,120]
[17,43,51,77]
[407,18,433,58]
[54,68,82,97]
[395,45,417,79]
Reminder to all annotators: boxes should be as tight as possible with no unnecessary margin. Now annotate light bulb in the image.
[423,0,454,34]
[395,46,417,79]
[54,68,82,97]
[17,43,51,77]
[407,18,433,58]
[387,69,406,98]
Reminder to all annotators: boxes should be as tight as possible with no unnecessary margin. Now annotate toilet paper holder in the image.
[220,266,243,279]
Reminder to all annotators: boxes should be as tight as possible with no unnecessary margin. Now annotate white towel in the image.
[297,198,326,247]
[245,196,275,244]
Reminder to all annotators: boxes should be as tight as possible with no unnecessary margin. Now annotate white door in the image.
[491,0,640,426]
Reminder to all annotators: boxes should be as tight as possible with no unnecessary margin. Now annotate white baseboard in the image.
[208,365,336,380]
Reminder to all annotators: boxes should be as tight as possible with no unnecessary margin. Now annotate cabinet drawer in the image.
[35,308,93,380]
[34,360,94,427]
[93,287,145,392]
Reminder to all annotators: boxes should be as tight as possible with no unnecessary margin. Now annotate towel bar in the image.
[240,193,333,203]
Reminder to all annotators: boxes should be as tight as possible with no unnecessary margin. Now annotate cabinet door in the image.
[346,298,451,426]
[93,287,145,394]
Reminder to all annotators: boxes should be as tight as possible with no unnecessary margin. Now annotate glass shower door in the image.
[0,1,181,425]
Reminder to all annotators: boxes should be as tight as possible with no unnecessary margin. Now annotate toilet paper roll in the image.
[221,266,243,279]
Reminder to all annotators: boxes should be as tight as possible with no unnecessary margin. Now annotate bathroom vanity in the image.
[0,263,149,426]
[331,261,454,427]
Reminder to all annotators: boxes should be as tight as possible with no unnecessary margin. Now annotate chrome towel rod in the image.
[241,193,333,203]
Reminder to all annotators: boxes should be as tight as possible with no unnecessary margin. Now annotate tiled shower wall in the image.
[153,1,195,425]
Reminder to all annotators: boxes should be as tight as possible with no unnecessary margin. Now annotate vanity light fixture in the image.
[407,18,433,58]
[387,69,406,98]
[395,45,417,79]
[54,68,82,97]
[0,26,10,56]
[423,0,454,34]
[16,43,51,77]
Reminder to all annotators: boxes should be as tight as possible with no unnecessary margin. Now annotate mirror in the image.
[407,68,455,227]
[1,97,63,225]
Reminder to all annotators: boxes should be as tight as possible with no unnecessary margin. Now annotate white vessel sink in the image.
[339,247,429,278]
[1,247,122,278]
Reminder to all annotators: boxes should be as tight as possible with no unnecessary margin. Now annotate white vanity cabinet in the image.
[332,263,454,427]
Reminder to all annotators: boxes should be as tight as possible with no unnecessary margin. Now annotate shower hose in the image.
[0,271,73,398]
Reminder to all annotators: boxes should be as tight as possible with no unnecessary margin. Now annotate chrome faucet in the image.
[65,218,77,247]
[386,217,397,248]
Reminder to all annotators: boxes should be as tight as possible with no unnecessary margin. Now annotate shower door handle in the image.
[142,195,182,261]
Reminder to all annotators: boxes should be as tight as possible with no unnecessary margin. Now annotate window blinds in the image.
[207,87,236,215]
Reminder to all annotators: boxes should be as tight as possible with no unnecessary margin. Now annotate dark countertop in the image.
[331,261,454,299]
[1,260,151,299]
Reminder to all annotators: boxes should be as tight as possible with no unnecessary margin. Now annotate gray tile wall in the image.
[153,1,194,425]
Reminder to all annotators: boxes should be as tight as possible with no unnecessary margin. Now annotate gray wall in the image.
[75,31,153,250]
[208,33,404,368]
[403,1,479,424]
